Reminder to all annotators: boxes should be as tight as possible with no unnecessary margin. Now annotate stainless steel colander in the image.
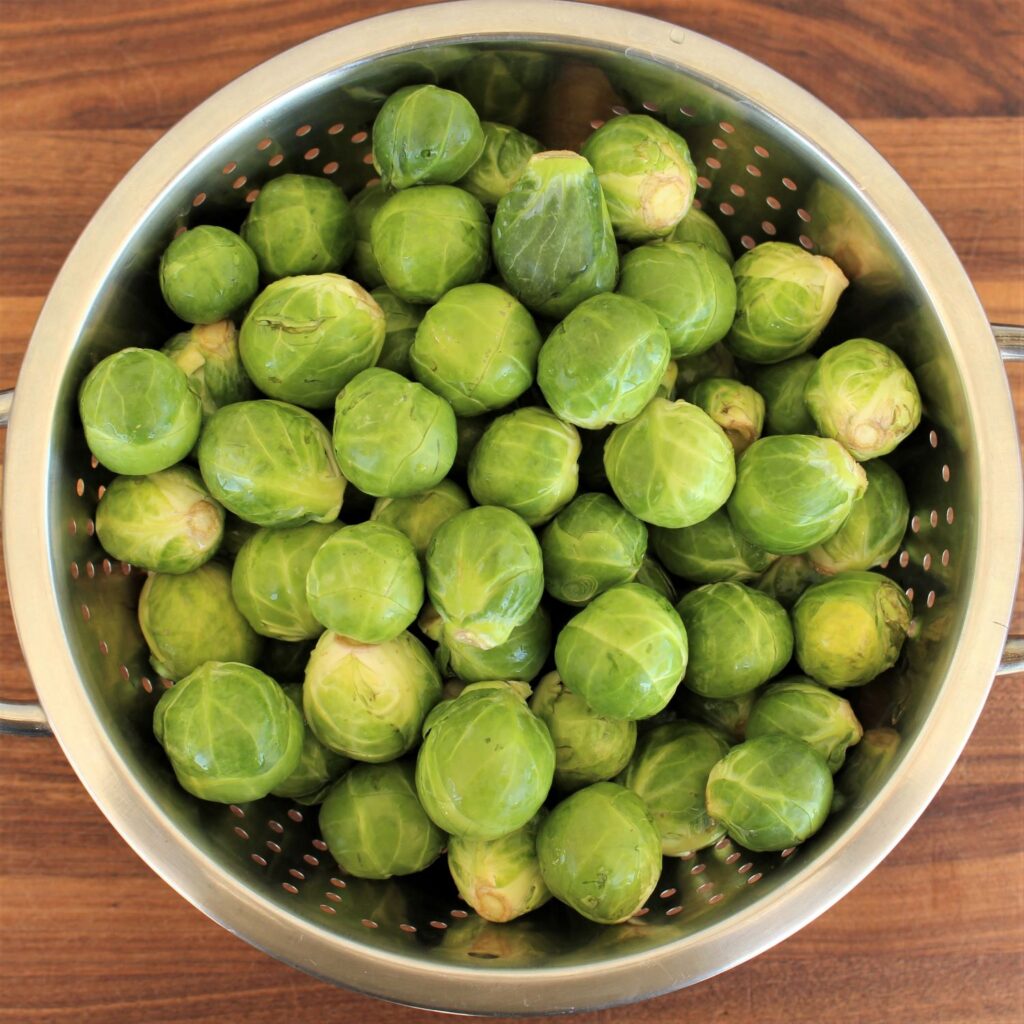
[2,1,1022,1015]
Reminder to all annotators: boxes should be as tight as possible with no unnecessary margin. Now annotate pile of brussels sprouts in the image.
[79,82,923,927]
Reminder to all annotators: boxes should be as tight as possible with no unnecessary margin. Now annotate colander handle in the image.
[0,388,52,736]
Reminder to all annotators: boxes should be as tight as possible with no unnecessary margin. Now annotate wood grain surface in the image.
[1,2,1021,1021]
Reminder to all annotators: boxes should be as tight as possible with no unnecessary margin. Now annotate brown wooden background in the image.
[1,1,1021,1021]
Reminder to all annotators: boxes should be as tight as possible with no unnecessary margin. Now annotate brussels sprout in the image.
[675,342,737,390]
[603,398,735,528]
[726,435,867,554]
[618,241,736,358]
[372,85,485,189]
[754,553,826,609]
[230,522,338,641]
[198,400,344,527]
[259,638,315,681]
[458,121,541,208]
[162,320,254,420]
[370,287,425,376]
[453,414,490,474]
[670,206,733,264]
[139,562,262,679]
[95,465,223,574]
[808,460,909,574]
[492,151,618,319]
[349,183,391,288]
[804,338,922,460]
[270,684,350,803]
[537,293,671,429]
[370,480,471,559]
[79,348,202,475]
[750,355,818,435]
[452,49,552,128]
[651,509,776,585]
[792,571,912,687]
[410,284,542,416]
[426,506,544,649]
[831,727,900,813]
[468,407,580,526]
[304,630,441,760]
[726,242,849,364]
[220,514,260,559]
[153,661,302,802]
[416,682,555,839]
[580,115,696,242]
[634,557,677,602]
[747,677,863,772]
[332,368,457,498]
[447,813,552,922]
[437,607,551,684]
[239,274,385,408]
[657,360,679,400]
[372,186,489,303]
[685,377,764,455]
[554,583,687,720]
[241,174,355,280]
[621,721,731,854]
[674,689,756,743]
[530,671,637,791]
[537,782,661,924]
[706,735,832,851]
[319,761,444,879]
[676,582,792,698]
[541,493,647,605]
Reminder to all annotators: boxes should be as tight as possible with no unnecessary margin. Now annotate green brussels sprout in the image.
[370,480,471,559]
[657,360,679,400]
[372,84,485,188]
[530,671,637,792]
[410,284,542,416]
[437,607,551,684]
[492,151,618,319]
[198,400,345,527]
[747,677,863,772]
[651,509,776,585]
[304,629,441,760]
[306,523,423,644]
[79,348,202,475]
[726,242,849,364]
[537,782,661,924]
[750,355,818,435]
[162,320,254,421]
[686,377,765,454]
[540,493,648,605]
[792,571,912,687]
[426,506,544,649]
[239,274,385,408]
[416,682,555,839]
[220,514,260,559]
[230,522,338,641]
[580,115,697,242]
[241,174,355,281]
[453,414,490,474]
[159,225,259,324]
[754,553,826,609]
[349,183,391,289]
[554,583,687,720]
[726,435,867,554]
[603,398,735,528]
[670,206,733,264]
[808,460,908,574]
[372,186,490,303]
[706,735,833,851]
[451,49,552,128]
[675,342,737,390]
[153,661,302,803]
[270,683,350,803]
[621,721,731,854]
[804,338,922,460]
[319,761,444,879]
[139,562,262,679]
[458,121,541,208]
[370,287,425,376]
[332,367,457,498]
[618,241,736,358]
[674,690,756,743]
[634,557,677,602]
[447,813,552,923]
[259,638,315,681]
[95,465,224,574]
[676,582,792,699]
[537,293,671,429]
[831,727,900,813]
[468,407,580,526]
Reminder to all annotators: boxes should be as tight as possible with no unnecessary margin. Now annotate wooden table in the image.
[1,2,1021,1021]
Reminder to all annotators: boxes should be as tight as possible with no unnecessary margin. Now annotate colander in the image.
[1,1,1022,1015]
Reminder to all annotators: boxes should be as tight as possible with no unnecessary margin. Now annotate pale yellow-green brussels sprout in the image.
[370,480,471,560]
[270,684,350,804]
[370,287,426,377]
[686,376,765,454]
[458,121,541,208]
[749,355,818,435]
[651,509,776,585]
[349,183,391,289]
[670,206,733,264]
[162,320,255,421]
[437,607,551,685]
